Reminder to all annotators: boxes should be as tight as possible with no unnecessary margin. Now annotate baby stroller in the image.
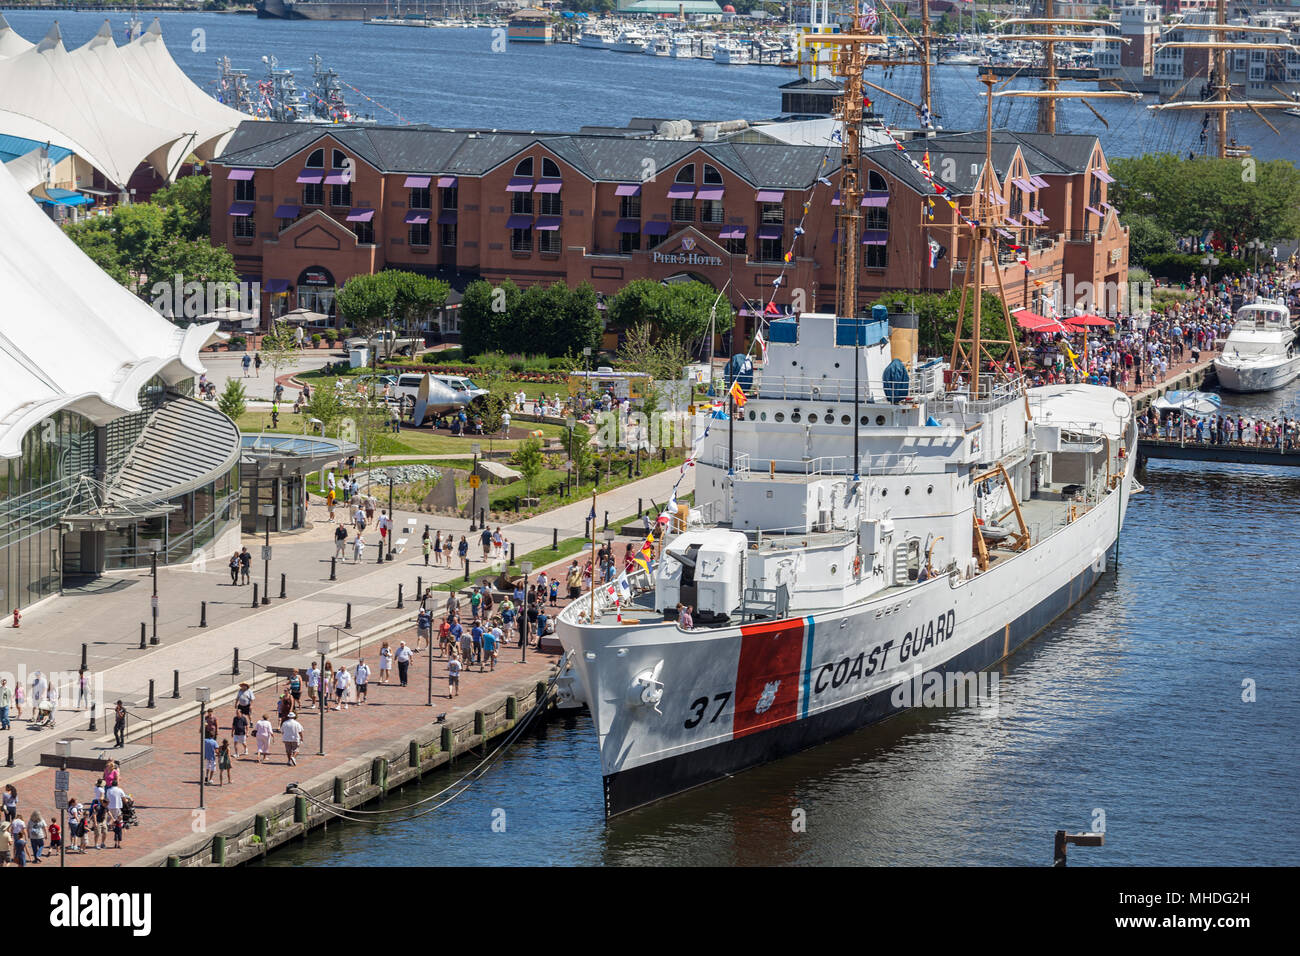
[32,696,55,729]
[121,794,139,828]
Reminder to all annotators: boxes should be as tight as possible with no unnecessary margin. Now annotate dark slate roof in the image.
[216,121,844,190]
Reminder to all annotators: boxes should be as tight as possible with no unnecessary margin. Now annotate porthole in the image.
[875,415,886,426]
[791,360,798,367]
[826,409,835,419]
[791,412,802,423]
[834,362,840,368]
[927,485,934,495]
[860,415,869,425]
[881,488,888,497]
[748,410,756,420]
[904,487,911,496]
[840,415,851,425]
[830,564,838,575]
[760,411,767,421]
[775,412,785,422]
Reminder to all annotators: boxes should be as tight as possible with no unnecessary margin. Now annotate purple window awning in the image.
[1004,217,1022,227]
[506,177,534,192]
[615,183,641,197]
[506,214,533,229]
[1029,175,1049,189]
[1086,205,1104,217]
[227,168,254,181]
[757,225,783,240]
[860,230,888,245]
[437,210,458,225]
[719,225,747,240]
[535,216,562,231]
[324,171,350,185]
[643,221,669,236]
[756,189,784,203]
[862,192,889,207]
[264,279,291,293]
[345,208,374,222]
[987,191,1007,206]
[438,176,458,188]
[1092,169,1116,183]
[296,169,324,184]
[405,210,430,225]
[695,186,724,201]
[1024,210,1046,225]
[228,201,254,217]
[404,175,431,189]
[274,204,299,219]
[533,179,563,194]
[615,218,640,234]
[666,183,694,199]
[1011,178,1035,192]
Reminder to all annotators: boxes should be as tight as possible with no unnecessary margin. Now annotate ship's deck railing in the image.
[753,372,925,403]
[712,452,921,478]
[930,375,1026,415]
[559,565,657,626]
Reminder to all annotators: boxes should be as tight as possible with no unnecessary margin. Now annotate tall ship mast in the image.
[1145,0,1300,159]
[554,1,1140,818]
[991,0,1140,134]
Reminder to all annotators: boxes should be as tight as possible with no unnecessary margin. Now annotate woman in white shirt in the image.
[253,714,275,763]
[334,666,351,711]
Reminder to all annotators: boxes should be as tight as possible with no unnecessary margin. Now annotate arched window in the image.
[514,157,534,178]
[332,149,347,169]
[674,163,695,184]
[702,163,723,185]
[306,148,324,168]
[867,169,887,192]
[541,157,560,179]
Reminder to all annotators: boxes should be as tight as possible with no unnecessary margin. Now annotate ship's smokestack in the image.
[888,303,919,370]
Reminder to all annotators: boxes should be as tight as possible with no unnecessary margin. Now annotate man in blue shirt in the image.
[470,619,484,668]
[203,735,218,784]
[417,607,433,651]
[483,626,498,671]
[536,609,549,640]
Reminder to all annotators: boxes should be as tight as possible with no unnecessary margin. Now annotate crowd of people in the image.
[1139,410,1297,451]
[0,762,132,867]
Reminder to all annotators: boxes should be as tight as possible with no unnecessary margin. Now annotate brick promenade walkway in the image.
[25,625,562,868]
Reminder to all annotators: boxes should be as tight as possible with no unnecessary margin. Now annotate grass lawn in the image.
[235,409,563,456]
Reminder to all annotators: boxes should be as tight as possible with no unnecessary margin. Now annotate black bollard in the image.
[637,497,642,516]
[292,623,299,651]
[660,447,666,463]
[585,517,590,539]
[200,600,207,628]
[139,622,146,650]
[280,573,287,599]
[330,556,337,581]
[510,542,515,565]
[147,679,155,709]
[172,670,180,699]
[604,511,609,532]
[232,648,240,676]
[479,507,485,528]
[464,558,470,582]
[345,602,352,629]
[251,583,259,608]
[377,541,384,565]
[552,528,558,551]
[397,584,404,609]
[628,460,633,479]
[88,702,96,732]
[5,736,12,768]
[81,643,87,670]
[417,576,423,599]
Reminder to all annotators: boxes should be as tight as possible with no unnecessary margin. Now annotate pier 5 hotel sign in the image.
[652,237,722,268]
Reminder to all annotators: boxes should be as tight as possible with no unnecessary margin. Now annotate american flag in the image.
[862,1,880,32]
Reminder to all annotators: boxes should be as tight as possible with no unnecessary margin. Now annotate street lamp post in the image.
[469,442,481,532]
[565,416,575,496]
[1201,253,1220,288]
[259,503,275,605]
[317,638,330,755]
[195,686,210,810]
[149,538,162,645]
[55,738,71,868]
[1246,238,1266,273]
[520,561,532,663]
[386,477,395,561]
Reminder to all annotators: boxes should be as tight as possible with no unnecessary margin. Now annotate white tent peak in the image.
[147,18,163,38]
[92,20,114,43]
[37,23,62,53]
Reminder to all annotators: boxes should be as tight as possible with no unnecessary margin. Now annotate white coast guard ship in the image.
[556,310,1137,817]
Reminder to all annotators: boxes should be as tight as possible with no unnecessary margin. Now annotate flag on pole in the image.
[862,0,880,32]
[755,328,768,364]
[729,379,748,408]
[928,238,947,269]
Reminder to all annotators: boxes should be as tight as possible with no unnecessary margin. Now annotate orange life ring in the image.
[853,555,862,577]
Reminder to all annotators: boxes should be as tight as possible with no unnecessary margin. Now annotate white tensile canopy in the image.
[0,157,218,459]
[0,18,245,188]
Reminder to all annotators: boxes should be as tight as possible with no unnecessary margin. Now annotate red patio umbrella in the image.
[1066,313,1115,327]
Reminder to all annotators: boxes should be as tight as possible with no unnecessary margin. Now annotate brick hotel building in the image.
[210,120,1129,349]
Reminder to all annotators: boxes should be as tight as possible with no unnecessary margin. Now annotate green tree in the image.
[606,279,726,346]
[336,272,396,340]
[260,320,301,384]
[389,270,450,344]
[217,378,247,421]
[617,322,690,383]
[144,239,240,306]
[304,382,346,435]
[63,220,130,287]
[1124,213,1175,265]
[512,437,545,501]
[150,175,212,242]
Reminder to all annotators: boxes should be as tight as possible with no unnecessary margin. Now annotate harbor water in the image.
[5,11,1299,163]
[256,379,1300,867]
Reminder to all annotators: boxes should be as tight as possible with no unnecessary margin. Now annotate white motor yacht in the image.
[1213,298,1300,392]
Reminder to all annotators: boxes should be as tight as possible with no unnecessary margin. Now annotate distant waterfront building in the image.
[209,119,1129,350]
[507,8,553,43]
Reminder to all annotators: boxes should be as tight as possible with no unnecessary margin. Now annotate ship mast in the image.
[1146,0,1299,159]
[946,73,1023,402]
[992,0,1140,134]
